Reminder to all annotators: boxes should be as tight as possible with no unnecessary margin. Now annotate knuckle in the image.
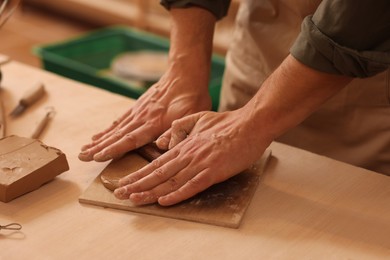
[123,133,138,147]
[119,176,137,186]
[167,177,180,191]
[111,120,120,127]
[123,133,135,142]
[187,177,203,189]
[187,175,212,191]
[171,120,182,131]
[172,149,180,157]
[151,158,162,168]
[152,168,166,180]
[128,182,142,192]
[113,130,124,140]
[143,191,158,201]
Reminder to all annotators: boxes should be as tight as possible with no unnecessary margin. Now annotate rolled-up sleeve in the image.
[160,0,231,20]
[290,0,390,78]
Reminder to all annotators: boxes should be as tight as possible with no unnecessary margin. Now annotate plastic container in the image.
[33,26,225,111]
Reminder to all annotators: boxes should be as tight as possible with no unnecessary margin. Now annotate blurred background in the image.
[0,0,241,110]
[0,0,240,67]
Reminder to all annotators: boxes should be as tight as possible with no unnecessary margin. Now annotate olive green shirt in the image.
[160,0,390,78]
[160,0,231,20]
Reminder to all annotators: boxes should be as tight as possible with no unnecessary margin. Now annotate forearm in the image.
[245,55,353,141]
[168,7,216,93]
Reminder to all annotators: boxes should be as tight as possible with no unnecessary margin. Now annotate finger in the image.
[85,97,167,157]
[158,168,214,206]
[128,163,205,205]
[91,118,122,142]
[168,114,201,149]
[81,112,140,153]
[78,120,145,161]
[117,149,179,187]
[93,124,158,162]
[114,148,181,199]
[156,128,172,150]
[114,153,189,202]
[89,108,135,144]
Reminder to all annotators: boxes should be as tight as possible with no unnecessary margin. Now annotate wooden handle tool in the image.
[30,107,55,139]
[0,70,5,138]
[10,82,46,117]
[0,94,5,139]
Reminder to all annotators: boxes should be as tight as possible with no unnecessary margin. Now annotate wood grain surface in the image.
[0,61,389,259]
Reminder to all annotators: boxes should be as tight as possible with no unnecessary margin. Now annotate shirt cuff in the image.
[290,16,390,78]
[160,0,231,20]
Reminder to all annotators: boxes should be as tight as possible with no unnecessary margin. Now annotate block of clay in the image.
[0,135,69,202]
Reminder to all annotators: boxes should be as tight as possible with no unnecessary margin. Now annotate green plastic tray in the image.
[33,26,225,111]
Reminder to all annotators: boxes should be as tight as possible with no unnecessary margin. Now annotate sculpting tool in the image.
[30,107,55,139]
[0,69,6,138]
[9,82,45,117]
[0,223,22,231]
[0,88,5,138]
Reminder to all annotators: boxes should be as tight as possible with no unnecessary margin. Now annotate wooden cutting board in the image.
[79,149,271,228]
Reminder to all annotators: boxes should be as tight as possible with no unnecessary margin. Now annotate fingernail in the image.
[79,149,90,156]
[118,177,132,186]
[114,187,126,197]
[130,192,156,204]
[156,136,169,149]
[129,193,143,202]
[95,152,113,161]
[78,150,91,160]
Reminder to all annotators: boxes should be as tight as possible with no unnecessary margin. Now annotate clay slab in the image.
[79,149,271,228]
[0,135,69,202]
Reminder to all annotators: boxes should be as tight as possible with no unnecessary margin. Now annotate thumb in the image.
[155,128,171,150]
[161,113,203,150]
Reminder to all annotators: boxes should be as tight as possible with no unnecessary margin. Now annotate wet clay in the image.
[0,135,69,202]
[100,153,149,191]
[100,143,165,191]
[81,149,272,228]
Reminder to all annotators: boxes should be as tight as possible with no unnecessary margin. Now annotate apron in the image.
[219,0,390,175]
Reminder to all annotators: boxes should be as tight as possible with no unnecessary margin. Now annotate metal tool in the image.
[9,82,46,117]
[0,222,22,231]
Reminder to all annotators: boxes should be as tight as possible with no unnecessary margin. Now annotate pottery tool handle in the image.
[10,82,46,117]
[20,82,45,106]
[31,107,55,139]
[0,81,5,138]
[136,142,166,162]
[0,97,5,138]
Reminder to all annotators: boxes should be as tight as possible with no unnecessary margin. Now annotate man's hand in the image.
[78,70,212,162]
[78,6,217,162]
[113,109,271,206]
[112,55,351,206]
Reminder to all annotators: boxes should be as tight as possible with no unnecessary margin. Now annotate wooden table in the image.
[1,61,389,259]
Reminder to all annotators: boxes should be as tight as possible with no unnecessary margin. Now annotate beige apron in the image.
[219,0,390,175]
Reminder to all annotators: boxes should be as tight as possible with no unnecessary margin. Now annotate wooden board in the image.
[79,149,271,228]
